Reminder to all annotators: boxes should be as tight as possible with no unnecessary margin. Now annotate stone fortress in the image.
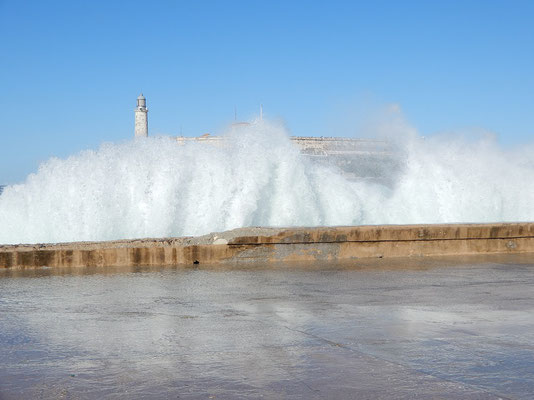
[134,94,398,184]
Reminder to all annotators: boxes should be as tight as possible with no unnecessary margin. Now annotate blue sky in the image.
[1,0,533,184]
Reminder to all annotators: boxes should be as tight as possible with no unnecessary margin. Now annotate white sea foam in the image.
[1,120,533,244]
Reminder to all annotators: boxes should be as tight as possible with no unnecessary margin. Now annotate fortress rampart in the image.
[175,135,397,182]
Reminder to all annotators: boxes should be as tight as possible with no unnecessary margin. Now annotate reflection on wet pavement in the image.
[1,254,534,399]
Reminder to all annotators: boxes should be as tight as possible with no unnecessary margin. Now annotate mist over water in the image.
[1,120,534,245]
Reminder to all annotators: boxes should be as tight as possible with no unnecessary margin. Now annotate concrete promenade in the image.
[2,222,534,268]
[2,257,534,398]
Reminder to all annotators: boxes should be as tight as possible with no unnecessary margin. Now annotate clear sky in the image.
[1,0,533,184]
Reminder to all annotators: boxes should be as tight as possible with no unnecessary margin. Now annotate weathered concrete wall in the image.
[1,223,534,269]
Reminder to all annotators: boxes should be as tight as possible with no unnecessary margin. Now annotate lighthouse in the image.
[134,93,148,137]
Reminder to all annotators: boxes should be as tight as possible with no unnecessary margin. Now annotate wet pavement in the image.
[1,254,534,399]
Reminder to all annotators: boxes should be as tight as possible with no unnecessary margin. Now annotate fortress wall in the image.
[175,136,391,153]
[1,222,534,269]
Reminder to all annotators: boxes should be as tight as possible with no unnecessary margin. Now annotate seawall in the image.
[1,222,534,269]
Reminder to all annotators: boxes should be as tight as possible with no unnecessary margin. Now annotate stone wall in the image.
[174,135,398,182]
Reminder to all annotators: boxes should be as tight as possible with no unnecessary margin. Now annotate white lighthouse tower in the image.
[134,93,148,137]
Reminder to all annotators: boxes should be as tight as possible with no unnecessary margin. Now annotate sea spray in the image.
[0,120,533,244]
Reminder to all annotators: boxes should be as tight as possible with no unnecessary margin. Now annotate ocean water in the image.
[1,120,534,244]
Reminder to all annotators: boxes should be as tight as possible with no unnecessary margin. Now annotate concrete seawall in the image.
[1,223,534,269]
